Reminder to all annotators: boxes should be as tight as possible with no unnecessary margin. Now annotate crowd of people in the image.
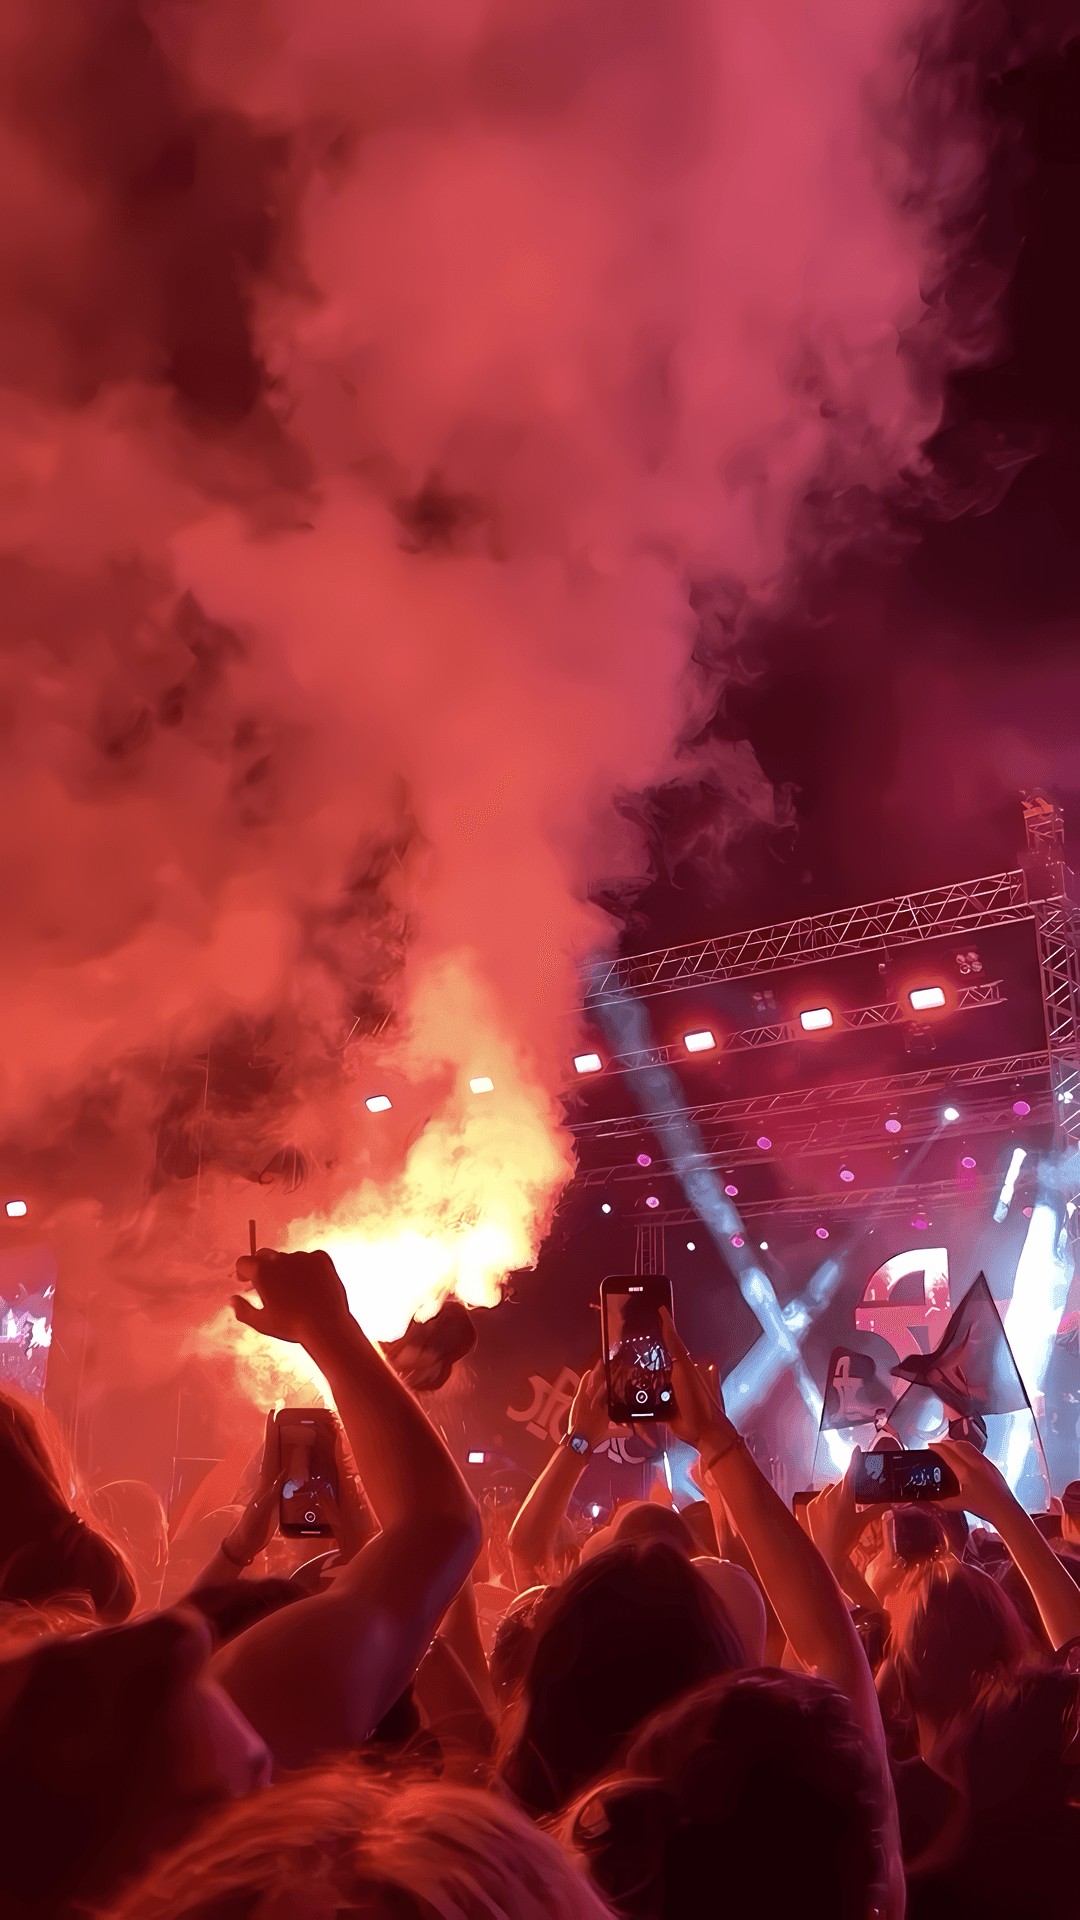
[2,1246,1079,1918]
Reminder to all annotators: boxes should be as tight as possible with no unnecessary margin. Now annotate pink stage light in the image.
[645,1195,660,1209]
[839,1167,855,1183]
[909,986,946,1011]
[756,1136,772,1151]
[884,1117,901,1134]
[637,1153,652,1166]
[961,1155,977,1170]
[683,1029,716,1053]
[911,1214,929,1230]
[799,1007,834,1032]
[815,1227,829,1240]
[730,1234,744,1248]
[724,1183,739,1197]
[1013,1100,1031,1116]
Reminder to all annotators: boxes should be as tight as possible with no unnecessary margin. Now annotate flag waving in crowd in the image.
[889,1274,1031,1421]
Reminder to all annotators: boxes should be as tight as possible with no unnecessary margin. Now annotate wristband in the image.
[701,1433,743,1479]
[220,1535,252,1569]
[561,1431,592,1458]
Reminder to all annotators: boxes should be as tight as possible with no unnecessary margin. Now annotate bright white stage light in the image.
[684,1029,716,1052]
[1002,1201,1071,1494]
[470,1077,494,1094]
[574,1053,603,1075]
[601,1203,612,1214]
[909,986,946,1010]
[759,1241,769,1250]
[365,1095,392,1113]
[943,1106,960,1123]
[993,1147,1027,1224]
[467,1451,485,1464]
[5,1201,27,1218]
[799,1008,834,1032]
[686,1241,696,1251]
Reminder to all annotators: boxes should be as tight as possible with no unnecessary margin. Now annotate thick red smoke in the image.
[0,1,1002,1451]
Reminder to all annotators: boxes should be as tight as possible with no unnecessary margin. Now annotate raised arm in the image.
[507,1362,608,1588]
[932,1435,1080,1651]
[661,1310,905,1920]
[211,1250,481,1769]
[185,1412,286,1592]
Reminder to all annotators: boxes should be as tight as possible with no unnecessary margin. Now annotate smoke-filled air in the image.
[1,1,995,1414]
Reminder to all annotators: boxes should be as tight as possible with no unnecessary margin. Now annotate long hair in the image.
[890,1557,1042,1730]
[103,1763,615,1920]
[0,1388,136,1621]
[499,1540,746,1814]
[566,1670,886,1920]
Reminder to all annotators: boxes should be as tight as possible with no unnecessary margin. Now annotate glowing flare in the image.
[799,1008,833,1032]
[365,1095,392,1113]
[5,1201,27,1218]
[683,1030,716,1052]
[574,1053,603,1075]
[909,986,946,1010]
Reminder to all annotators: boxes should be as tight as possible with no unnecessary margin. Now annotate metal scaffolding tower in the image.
[1022,793,1080,1159]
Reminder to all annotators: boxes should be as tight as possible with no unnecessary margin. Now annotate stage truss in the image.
[567,797,1080,1258]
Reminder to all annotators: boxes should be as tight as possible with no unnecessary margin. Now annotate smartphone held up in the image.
[601,1275,677,1423]
[850,1446,961,1505]
[276,1408,339,1537]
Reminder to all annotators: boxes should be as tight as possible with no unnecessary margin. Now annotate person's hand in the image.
[223,1410,289,1565]
[804,1461,874,1569]
[658,1307,738,1461]
[232,1248,351,1346]
[566,1359,610,1449]
[928,1437,1016,1524]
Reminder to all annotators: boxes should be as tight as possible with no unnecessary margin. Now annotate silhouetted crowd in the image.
[2,1247,1079,1919]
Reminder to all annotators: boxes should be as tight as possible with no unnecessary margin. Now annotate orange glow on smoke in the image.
[0,2,1000,1428]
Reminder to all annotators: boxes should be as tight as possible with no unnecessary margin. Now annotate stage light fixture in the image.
[756,1135,772,1151]
[646,1195,660,1208]
[885,1116,902,1134]
[467,1451,485,1464]
[942,1106,960,1123]
[1012,1099,1031,1117]
[470,1077,494,1094]
[724,1183,738,1197]
[601,1203,612,1214]
[799,1007,834,1032]
[574,1052,603,1075]
[683,1029,716,1053]
[365,1095,392,1113]
[815,1227,829,1240]
[5,1201,27,1218]
[687,1241,696,1251]
[637,1153,652,1167]
[759,1241,769,1250]
[909,986,946,1011]
[961,1155,977,1170]
[731,1234,744,1248]
[839,1167,855,1183]
[955,948,983,975]
[911,1214,929,1231]
[1022,1205,1033,1218]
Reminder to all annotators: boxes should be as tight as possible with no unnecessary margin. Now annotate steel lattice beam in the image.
[614,1177,995,1230]
[575,981,1005,1081]
[1021,796,1080,1162]
[570,1049,1052,1142]
[583,870,1030,1006]
[572,1086,1052,1188]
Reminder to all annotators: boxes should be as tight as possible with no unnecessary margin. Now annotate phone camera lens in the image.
[635,1390,649,1405]
[304,1511,317,1523]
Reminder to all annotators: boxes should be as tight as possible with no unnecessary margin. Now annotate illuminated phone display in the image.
[276,1409,338,1537]
[600,1275,676,1423]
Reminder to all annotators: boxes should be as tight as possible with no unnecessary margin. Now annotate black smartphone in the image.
[276,1408,338,1537]
[600,1274,676,1423]
[850,1446,961,1505]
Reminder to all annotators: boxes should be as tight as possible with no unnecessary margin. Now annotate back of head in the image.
[0,1390,136,1622]
[568,1670,885,1920]
[890,1557,1041,1730]
[107,1763,614,1920]
[500,1540,746,1813]
[579,1501,695,1567]
[89,1480,168,1611]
